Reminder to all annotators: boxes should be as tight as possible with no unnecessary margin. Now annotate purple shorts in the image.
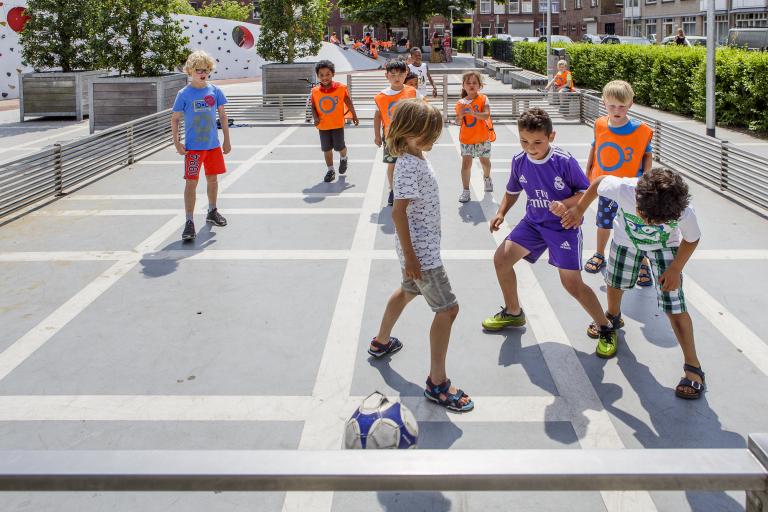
[506,219,583,271]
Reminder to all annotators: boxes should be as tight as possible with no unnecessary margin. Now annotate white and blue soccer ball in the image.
[344,391,418,449]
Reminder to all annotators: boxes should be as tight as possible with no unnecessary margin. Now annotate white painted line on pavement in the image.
[135,160,246,165]
[67,193,366,200]
[449,124,658,512]
[31,208,362,216]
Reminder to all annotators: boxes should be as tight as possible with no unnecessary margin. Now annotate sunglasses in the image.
[194,69,210,74]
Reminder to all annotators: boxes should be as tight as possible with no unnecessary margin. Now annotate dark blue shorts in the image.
[595,196,618,229]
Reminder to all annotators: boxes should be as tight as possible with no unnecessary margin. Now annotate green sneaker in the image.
[482,307,526,331]
[596,326,618,359]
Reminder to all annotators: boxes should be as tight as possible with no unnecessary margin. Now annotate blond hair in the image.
[183,51,216,75]
[386,100,443,157]
[460,70,485,98]
[602,80,634,104]
[557,59,569,68]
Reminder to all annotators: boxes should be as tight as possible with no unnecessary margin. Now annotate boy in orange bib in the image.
[310,60,359,183]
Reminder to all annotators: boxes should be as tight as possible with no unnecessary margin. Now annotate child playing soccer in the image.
[559,168,705,399]
[171,50,231,241]
[545,60,574,93]
[584,80,653,287]
[374,60,420,206]
[369,99,473,413]
[310,60,359,183]
[455,70,494,203]
[481,108,618,352]
[407,47,437,98]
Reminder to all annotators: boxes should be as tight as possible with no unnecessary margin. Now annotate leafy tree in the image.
[198,0,251,21]
[20,0,98,72]
[169,0,196,15]
[338,0,472,48]
[91,0,190,77]
[256,0,330,63]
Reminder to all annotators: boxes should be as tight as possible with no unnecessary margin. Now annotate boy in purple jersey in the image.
[482,108,618,351]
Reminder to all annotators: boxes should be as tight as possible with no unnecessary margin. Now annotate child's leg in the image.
[595,227,611,257]
[493,240,529,314]
[558,269,611,328]
[373,286,417,349]
[184,179,198,218]
[428,304,459,384]
[460,155,473,190]
[205,175,218,210]
[323,150,334,168]
[478,156,491,179]
[606,286,624,317]
[387,163,395,189]
[339,147,348,159]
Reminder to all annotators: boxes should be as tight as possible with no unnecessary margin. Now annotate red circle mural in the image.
[7,7,30,33]
[232,26,254,49]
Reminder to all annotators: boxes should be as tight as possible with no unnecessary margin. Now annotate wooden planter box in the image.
[261,63,317,96]
[19,70,105,122]
[88,73,187,133]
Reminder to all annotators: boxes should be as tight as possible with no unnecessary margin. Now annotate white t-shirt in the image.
[393,153,442,270]
[598,176,701,251]
[380,87,424,99]
[408,63,430,96]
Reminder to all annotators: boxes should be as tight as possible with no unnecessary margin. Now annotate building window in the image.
[480,0,492,13]
[682,16,696,35]
[575,0,582,8]
[497,24,506,33]
[663,18,674,36]
[509,0,520,13]
[591,0,598,7]
[735,13,768,28]
[539,0,560,12]
[481,23,492,35]
[646,18,657,40]
[494,0,507,13]
[645,0,655,5]
[522,0,533,12]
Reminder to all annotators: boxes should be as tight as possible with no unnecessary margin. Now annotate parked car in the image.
[601,35,653,45]
[581,34,606,44]
[727,28,768,50]
[537,35,574,43]
[661,35,707,46]
[495,34,528,43]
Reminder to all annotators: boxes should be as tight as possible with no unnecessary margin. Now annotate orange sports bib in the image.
[374,85,418,136]
[590,116,654,179]
[312,83,348,131]
[456,94,493,145]
[553,71,574,91]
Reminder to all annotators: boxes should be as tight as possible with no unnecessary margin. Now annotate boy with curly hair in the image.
[560,167,705,399]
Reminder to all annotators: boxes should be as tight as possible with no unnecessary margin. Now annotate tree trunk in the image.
[408,15,422,49]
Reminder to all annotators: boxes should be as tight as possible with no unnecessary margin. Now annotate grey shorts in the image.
[319,127,346,152]
[401,265,458,313]
[460,141,492,158]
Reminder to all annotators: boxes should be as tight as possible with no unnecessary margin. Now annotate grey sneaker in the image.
[339,158,348,174]
[484,176,494,192]
[324,169,336,182]
[458,189,471,203]
[181,220,196,240]
[206,208,227,226]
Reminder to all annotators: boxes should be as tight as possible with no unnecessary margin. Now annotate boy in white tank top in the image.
[407,48,437,97]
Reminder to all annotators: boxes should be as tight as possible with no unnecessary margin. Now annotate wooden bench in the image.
[486,61,519,80]
[500,66,524,84]
[508,70,548,90]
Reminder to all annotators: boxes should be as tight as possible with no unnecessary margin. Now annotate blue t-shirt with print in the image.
[172,84,227,150]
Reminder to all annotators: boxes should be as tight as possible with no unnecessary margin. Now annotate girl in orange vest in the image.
[455,70,494,203]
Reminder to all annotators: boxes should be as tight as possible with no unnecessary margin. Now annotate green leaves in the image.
[198,0,251,22]
[256,0,330,64]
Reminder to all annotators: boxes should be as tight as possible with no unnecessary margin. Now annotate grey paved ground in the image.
[0,116,767,511]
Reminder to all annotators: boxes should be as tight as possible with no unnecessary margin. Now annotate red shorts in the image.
[184,147,226,180]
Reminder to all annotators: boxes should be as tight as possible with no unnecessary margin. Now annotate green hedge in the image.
[453,36,500,56]
[507,42,768,133]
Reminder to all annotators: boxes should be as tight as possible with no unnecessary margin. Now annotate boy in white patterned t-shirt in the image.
[368,99,474,413]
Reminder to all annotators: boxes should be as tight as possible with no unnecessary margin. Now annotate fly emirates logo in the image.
[528,189,552,209]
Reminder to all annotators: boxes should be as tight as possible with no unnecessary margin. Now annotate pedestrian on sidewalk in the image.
[455,70,495,203]
[309,60,359,183]
[369,99,474,413]
[171,50,231,241]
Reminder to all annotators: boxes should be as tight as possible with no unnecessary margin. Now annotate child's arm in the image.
[549,192,584,217]
[392,199,421,280]
[586,143,596,180]
[490,192,521,232]
[218,106,231,155]
[660,238,699,292]
[642,151,653,175]
[343,94,359,126]
[560,175,607,229]
[426,69,437,97]
[472,101,491,120]
[373,110,382,146]
[171,112,185,155]
[565,72,573,90]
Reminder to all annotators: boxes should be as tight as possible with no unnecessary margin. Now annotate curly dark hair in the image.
[314,60,335,75]
[517,107,553,135]
[635,167,690,224]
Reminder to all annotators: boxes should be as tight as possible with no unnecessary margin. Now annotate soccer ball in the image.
[343,391,418,449]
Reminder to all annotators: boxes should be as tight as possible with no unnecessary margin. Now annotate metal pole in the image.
[546,0,552,80]
[705,0,716,138]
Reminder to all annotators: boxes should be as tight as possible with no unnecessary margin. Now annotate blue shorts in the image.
[596,196,618,229]
[506,219,583,271]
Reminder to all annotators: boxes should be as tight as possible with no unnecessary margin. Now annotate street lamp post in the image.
[546,0,552,80]
[706,0,716,138]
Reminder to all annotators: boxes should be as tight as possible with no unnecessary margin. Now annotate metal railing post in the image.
[720,139,729,191]
[347,73,352,95]
[747,434,768,512]
[279,95,284,122]
[127,125,135,165]
[653,120,661,163]
[442,74,448,124]
[53,144,63,196]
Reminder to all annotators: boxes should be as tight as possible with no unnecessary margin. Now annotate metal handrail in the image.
[580,92,768,211]
[0,434,766,503]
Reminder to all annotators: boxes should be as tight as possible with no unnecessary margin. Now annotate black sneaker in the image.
[324,169,336,182]
[387,190,394,206]
[206,208,227,226]
[339,158,348,174]
[181,220,196,240]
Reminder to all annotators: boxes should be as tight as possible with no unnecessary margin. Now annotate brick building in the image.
[560,0,624,39]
